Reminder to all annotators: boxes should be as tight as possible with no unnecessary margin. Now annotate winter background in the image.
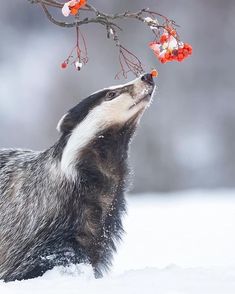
[0,0,235,293]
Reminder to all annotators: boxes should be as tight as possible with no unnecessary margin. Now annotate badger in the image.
[0,73,155,282]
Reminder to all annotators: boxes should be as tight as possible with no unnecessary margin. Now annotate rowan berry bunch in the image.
[149,27,192,64]
[28,0,193,78]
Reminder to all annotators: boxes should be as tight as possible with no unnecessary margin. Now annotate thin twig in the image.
[28,0,178,77]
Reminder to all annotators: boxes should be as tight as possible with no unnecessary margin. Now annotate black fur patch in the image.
[59,89,109,134]
[58,84,134,135]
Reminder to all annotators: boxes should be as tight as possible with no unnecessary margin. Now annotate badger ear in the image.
[57,113,67,133]
[57,113,74,133]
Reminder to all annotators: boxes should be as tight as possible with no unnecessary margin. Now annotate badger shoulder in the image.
[0,149,46,199]
[0,149,40,169]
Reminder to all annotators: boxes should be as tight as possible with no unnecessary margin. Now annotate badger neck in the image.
[51,122,136,182]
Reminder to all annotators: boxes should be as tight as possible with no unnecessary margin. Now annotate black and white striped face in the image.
[57,74,155,135]
[57,74,155,179]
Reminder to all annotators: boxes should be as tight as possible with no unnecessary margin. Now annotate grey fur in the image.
[0,75,155,282]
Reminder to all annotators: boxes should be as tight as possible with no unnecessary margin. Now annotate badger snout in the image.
[141,73,155,86]
[57,74,156,135]
[131,73,155,108]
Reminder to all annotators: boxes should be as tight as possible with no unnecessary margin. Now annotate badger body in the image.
[0,74,155,282]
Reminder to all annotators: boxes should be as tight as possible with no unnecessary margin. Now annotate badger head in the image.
[56,74,155,179]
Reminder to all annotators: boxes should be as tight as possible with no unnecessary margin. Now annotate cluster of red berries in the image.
[159,43,193,64]
[149,27,193,64]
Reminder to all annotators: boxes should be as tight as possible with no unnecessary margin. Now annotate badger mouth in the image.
[129,93,152,110]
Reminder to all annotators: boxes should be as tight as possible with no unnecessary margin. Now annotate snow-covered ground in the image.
[1,190,235,294]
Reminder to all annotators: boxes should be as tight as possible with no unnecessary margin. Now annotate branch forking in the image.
[29,0,192,78]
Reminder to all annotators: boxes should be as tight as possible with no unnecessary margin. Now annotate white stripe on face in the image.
[60,77,155,180]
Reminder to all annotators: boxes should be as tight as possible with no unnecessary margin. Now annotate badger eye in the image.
[105,91,117,100]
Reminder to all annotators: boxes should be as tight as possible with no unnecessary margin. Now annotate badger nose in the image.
[141,73,154,86]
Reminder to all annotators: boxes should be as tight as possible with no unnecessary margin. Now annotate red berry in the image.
[170,29,177,37]
[160,34,168,44]
[188,46,193,54]
[61,62,67,69]
[184,43,193,54]
[151,69,158,77]
[178,48,183,54]
[183,49,189,57]
[160,57,167,64]
[177,53,184,61]
[165,52,170,60]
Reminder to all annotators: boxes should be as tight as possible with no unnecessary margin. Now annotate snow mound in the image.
[1,265,235,294]
[1,190,235,293]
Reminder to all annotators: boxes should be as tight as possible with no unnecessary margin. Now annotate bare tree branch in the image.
[28,0,180,78]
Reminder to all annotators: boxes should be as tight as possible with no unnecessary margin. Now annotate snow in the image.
[61,3,71,17]
[1,190,235,293]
